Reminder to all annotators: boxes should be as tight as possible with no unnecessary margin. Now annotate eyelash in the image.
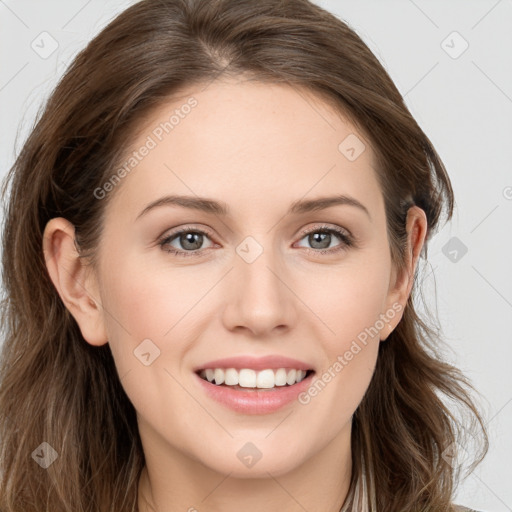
[158,224,355,258]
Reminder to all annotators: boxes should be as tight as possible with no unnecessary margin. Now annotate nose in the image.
[221,241,299,338]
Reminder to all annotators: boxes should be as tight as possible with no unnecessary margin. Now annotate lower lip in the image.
[194,371,315,415]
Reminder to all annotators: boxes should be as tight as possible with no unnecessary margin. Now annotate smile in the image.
[194,368,316,415]
[197,367,313,389]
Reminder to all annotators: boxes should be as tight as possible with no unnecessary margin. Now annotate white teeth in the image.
[286,369,297,385]
[274,368,288,386]
[239,369,256,387]
[199,368,310,388]
[256,369,275,389]
[214,368,224,385]
[224,368,239,385]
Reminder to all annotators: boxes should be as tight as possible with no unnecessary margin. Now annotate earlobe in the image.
[380,206,428,341]
[42,217,108,346]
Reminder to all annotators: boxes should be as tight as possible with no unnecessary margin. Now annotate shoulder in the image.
[453,505,485,512]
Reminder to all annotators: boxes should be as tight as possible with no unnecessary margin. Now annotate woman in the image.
[0,0,489,510]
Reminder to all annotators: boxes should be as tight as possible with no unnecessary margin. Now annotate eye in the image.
[158,224,355,258]
[294,224,354,255]
[158,226,215,258]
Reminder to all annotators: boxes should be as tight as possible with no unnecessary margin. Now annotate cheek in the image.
[97,252,219,388]
[96,254,181,380]
[300,258,391,345]
[97,258,194,421]
[298,265,388,425]
[99,252,196,338]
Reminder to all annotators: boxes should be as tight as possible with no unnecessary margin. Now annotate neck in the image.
[137,421,353,512]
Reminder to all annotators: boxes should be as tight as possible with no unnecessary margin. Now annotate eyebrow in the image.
[136,193,371,221]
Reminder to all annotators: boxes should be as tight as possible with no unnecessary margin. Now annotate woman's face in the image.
[47,78,425,478]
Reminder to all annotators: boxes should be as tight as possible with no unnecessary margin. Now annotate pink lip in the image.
[193,370,315,415]
[193,355,314,372]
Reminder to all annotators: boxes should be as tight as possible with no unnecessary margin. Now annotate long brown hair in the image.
[0,0,489,510]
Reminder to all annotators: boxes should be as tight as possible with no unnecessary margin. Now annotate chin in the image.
[198,447,306,478]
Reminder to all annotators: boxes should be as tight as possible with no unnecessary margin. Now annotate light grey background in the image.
[1,1,511,510]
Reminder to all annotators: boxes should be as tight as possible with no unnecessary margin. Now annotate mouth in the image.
[195,367,316,391]
[193,363,317,414]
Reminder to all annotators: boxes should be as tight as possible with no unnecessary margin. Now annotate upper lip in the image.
[194,355,315,372]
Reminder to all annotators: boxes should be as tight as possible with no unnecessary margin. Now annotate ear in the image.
[380,206,428,341]
[42,217,108,346]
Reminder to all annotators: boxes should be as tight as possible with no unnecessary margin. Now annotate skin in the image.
[43,77,427,512]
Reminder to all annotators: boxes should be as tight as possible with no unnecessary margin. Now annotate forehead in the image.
[104,78,383,224]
